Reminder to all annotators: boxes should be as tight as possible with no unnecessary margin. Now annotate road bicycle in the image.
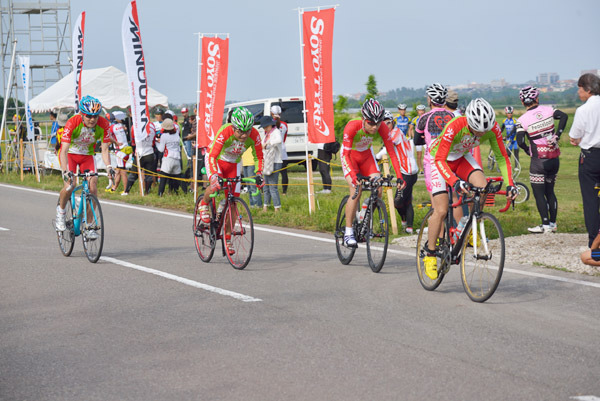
[53,171,106,263]
[193,175,256,270]
[416,178,512,302]
[334,174,394,273]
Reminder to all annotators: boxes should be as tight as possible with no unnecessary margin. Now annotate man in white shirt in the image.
[569,73,600,247]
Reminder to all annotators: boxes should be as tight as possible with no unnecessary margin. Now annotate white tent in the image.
[29,66,168,112]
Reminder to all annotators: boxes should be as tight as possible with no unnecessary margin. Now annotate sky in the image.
[21,0,600,104]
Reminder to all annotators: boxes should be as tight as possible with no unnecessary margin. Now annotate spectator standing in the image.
[516,86,568,233]
[569,73,600,247]
[445,90,461,117]
[408,104,426,174]
[260,116,283,212]
[271,105,289,195]
[501,106,519,165]
[49,110,59,146]
[181,107,192,159]
[395,104,410,138]
[155,118,182,196]
[107,111,131,193]
[123,120,157,195]
[316,142,334,194]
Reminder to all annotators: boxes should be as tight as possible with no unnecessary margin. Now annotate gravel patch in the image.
[393,232,600,276]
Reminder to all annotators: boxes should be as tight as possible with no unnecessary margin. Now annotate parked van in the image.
[222,96,319,168]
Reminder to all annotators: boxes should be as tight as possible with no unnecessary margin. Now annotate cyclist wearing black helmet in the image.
[340,99,405,247]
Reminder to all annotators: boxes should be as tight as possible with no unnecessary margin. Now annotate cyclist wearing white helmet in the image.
[408,104,427,174]
[340,99,406,247]
[422,98,517,280]
[55,95,115,235]
[415,83,455,195]
[396,103,410,138]
[516,86,568,234]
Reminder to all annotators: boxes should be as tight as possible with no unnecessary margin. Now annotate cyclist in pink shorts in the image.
[340,99,405,247]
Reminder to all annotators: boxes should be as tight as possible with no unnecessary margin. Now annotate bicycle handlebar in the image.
[209,176,259,198]
[450,178,512,212]
[351,174,395,200]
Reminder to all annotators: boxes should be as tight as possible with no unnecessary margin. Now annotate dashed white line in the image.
[100,256,262,303]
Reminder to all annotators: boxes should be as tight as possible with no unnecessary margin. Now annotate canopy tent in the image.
[28,66,168,112]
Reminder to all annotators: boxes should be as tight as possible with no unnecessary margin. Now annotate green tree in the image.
[333,95,351,141]
[365,74,378,100]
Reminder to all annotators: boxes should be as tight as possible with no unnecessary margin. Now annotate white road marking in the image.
[3,183,600,290]
[570,396,600,401]
[100,256,262,303]
[0,227,9,231]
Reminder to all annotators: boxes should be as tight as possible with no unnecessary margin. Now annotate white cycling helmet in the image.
[416,104,426,111]
[397,103,407,110]
[383,111,394,121]
[504,106,514,114]
[465,98,496,132]
[426,83,448,105]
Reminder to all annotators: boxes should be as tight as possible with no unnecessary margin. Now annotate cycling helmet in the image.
[230,107,254,131]
[465,98,496,132]
[79,95,102,116]
[361,99,385,123]
[153,107,164,115]
[504,106,514,114]
[426,83,448,105]
[383,111,394,121]
[397,103,407,110]
[519,86,539,105]
[416,104,426,111]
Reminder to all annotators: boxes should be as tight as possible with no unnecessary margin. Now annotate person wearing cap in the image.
[445,90,461,117]
[260,115,283,212]
[270,105,289,195]
[155,118,182,196]
[53,112,69,153]
[408,104,426,174]
[49,110,59,145]
[395,104,410,138]
[106,111,131,193]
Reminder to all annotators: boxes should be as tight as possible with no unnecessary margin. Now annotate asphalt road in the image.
[1,183,599,401]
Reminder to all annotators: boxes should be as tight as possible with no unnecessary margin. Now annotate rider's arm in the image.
[500,122,506,134]
[341,120,359,182]
[553,109,569,138]
[99,118,113,170]
[516,122,531,156]
[205,129,226,177]
[487,122,514,187]
[249,128,264,173]
[432,122,461,187]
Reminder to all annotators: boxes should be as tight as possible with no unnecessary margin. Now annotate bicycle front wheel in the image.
[415,208,446,291]
[56,198,75,257]
[222,198,254,270]
[193,194,216,262]
[334,195,356,265]
[514,181,530,204]
[460,212,504,302]
[366,198,389,273]
[81,194,104,263]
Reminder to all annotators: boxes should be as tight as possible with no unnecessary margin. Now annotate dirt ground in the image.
[393,232,600,276]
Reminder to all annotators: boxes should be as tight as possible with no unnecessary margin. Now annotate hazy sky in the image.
[61,0,600,103]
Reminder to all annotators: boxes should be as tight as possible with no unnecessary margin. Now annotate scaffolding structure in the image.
[1,0,71,172]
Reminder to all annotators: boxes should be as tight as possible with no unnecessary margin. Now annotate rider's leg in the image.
[427,192,448,252]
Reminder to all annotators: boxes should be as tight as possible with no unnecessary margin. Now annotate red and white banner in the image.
[197,36,229,149]
[122,0,151,142]
[302,8,335,144]
[72,11,85,112]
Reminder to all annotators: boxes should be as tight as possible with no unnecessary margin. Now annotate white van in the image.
[222,96,319,169]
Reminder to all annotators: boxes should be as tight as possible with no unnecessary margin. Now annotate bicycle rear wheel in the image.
[366,198,389,273]
[81,194,104,263]
[222,198,254,270]
[514,181,530,204]
[56,198,75,257]
[334,195,356,265]
[460,212,504,302]
[416,208,446,290]
[193,194,216,262]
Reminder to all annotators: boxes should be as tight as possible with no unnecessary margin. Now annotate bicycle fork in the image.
[470,214,492,261]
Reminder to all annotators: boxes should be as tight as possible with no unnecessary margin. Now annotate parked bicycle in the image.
[334,174,394,273]
[53,170,105,263]
[416,178,512,302]
[486,147,530,204]
[193,175,257,270]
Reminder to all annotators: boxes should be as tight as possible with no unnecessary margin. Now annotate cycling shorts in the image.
[115,151,130,169]
[414,145,423,152]
[212,159,242,196]
[342,148,380,180]
[430,153,481,196]
[529,157,559,185]
[67,153,96,174]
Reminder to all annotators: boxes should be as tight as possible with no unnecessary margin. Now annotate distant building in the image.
[581,69,600,77]
[537,73,560,85]
[490,79,507,88]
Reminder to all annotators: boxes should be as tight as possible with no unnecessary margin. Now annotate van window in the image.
[222,103,265,126]
[272,101,304,125]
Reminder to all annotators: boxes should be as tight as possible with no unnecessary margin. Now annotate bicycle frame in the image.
[209,176,257,242]
[353,175,393,242]
[68,172,100,237]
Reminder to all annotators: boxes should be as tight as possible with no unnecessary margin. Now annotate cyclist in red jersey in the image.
[423,98,517,279]
[55,96,115,235]
[341,99,405,247]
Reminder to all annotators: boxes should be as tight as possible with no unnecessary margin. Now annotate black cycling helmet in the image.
[361,99,385,124]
